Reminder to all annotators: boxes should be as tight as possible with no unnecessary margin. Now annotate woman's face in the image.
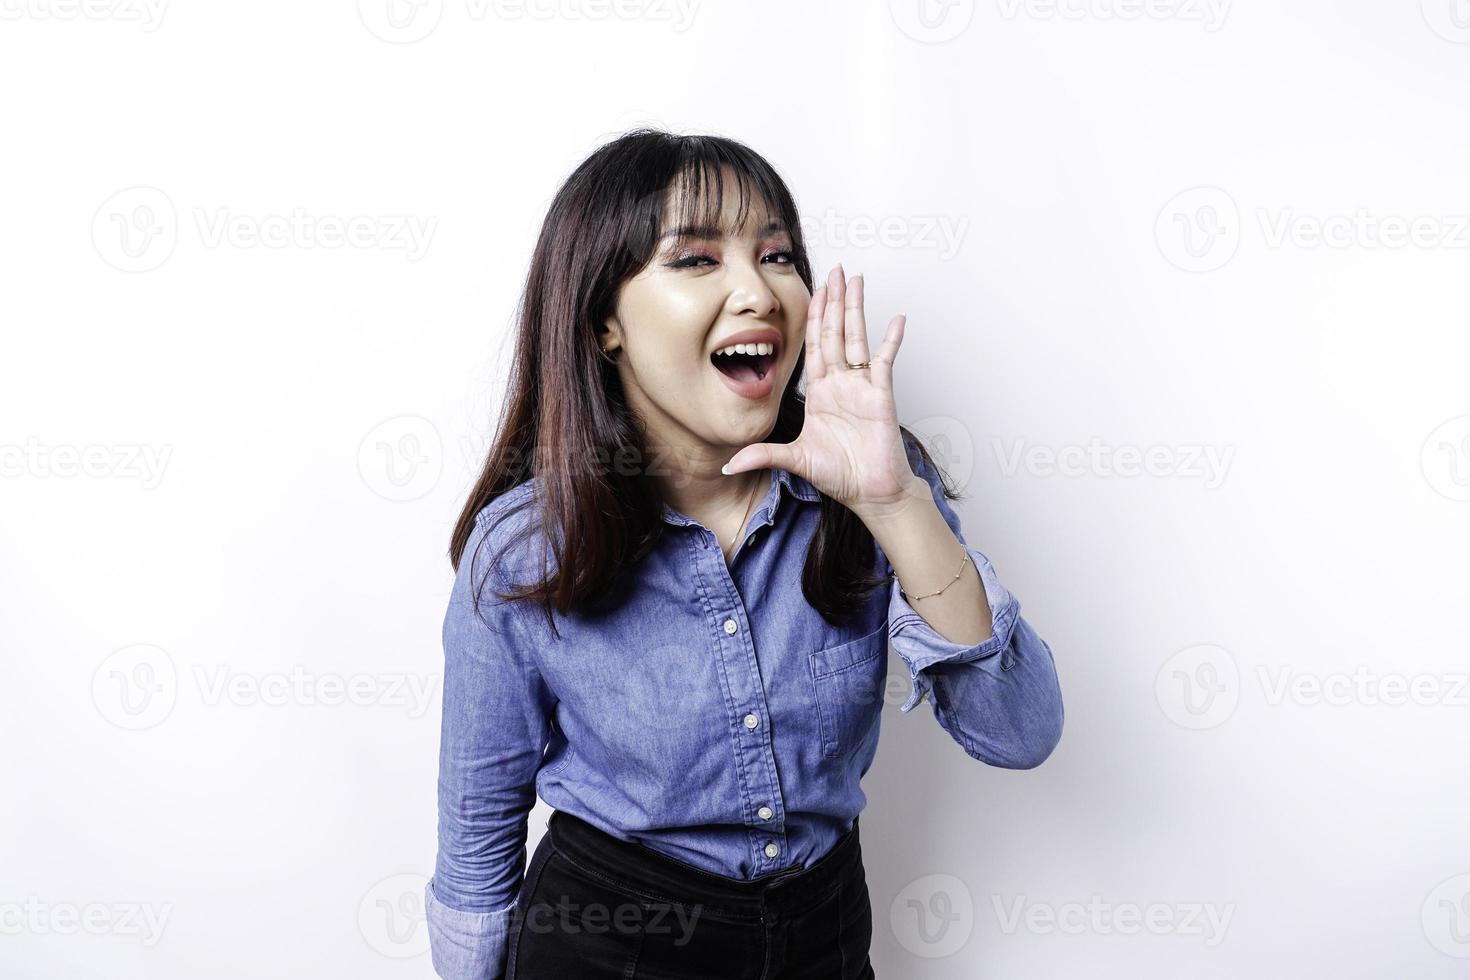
[601,176,809,471]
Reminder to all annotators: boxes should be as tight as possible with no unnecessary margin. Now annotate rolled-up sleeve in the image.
[884,438,1064,769]
[427,513,555,980]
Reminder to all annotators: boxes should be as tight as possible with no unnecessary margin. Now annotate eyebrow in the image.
[658,220,788,241]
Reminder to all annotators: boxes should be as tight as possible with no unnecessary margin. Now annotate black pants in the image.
[505,809,876,979]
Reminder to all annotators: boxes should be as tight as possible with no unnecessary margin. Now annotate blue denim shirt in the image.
[425,439,1064,980]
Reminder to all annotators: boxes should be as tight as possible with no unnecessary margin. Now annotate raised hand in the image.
[722,263,923,521]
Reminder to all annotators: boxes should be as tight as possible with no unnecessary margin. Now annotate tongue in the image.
[715,355,762,382]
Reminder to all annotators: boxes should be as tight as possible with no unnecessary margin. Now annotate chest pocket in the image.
[808,622,888,759]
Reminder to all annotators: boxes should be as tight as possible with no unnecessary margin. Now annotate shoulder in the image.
[462,476,555,594]
[471,475,539,533]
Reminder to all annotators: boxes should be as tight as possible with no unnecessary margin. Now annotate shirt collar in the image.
[773,466,821,503]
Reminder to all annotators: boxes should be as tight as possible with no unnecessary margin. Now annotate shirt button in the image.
[757,806,773,820]
[723,619,738,635]
[764,842,779,858]
[743,713,759,729]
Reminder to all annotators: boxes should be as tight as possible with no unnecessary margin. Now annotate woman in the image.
[426,129,1064,980]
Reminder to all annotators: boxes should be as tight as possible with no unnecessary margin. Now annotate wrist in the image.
[852,474,934,534]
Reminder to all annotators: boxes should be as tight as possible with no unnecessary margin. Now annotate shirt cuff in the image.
[425,876,518,980]
[888,545,1021,713]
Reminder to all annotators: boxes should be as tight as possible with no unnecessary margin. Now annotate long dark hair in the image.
[451,128,951,638]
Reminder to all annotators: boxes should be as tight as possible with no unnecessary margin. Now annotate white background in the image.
[4,0,1469,977]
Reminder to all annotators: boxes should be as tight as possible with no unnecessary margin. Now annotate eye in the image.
[666,248,794,270]
[667,252,716,269]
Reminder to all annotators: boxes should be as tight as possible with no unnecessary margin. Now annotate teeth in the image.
[714,342,774,357]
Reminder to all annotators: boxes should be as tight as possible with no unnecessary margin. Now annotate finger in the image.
[870,314,905,392]
[844,274,871,369]
[820,264,846,373]
[722,440,800,476]
[804,284,827,381]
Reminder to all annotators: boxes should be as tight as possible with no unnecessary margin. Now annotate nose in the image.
[723,258,781,318]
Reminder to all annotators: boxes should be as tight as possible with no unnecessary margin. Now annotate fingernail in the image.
[720,463,731,475]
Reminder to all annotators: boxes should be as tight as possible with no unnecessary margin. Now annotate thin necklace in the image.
[722,469,766,556]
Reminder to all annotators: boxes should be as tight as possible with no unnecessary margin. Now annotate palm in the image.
[725,266,917,517]
[787,361,908,506]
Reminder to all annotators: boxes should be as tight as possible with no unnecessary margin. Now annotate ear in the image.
[597,317,622,356]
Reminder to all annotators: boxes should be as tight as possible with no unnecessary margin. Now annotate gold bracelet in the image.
[897,548,969,602]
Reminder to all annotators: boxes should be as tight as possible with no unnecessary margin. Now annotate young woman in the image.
[425,129,1064,980]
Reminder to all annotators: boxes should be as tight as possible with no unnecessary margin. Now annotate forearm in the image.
[859,477,993,647]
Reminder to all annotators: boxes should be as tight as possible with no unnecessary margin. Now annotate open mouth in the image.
[710,345,777,383]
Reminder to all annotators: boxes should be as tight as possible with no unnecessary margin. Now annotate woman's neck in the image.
[657,460,768,524]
